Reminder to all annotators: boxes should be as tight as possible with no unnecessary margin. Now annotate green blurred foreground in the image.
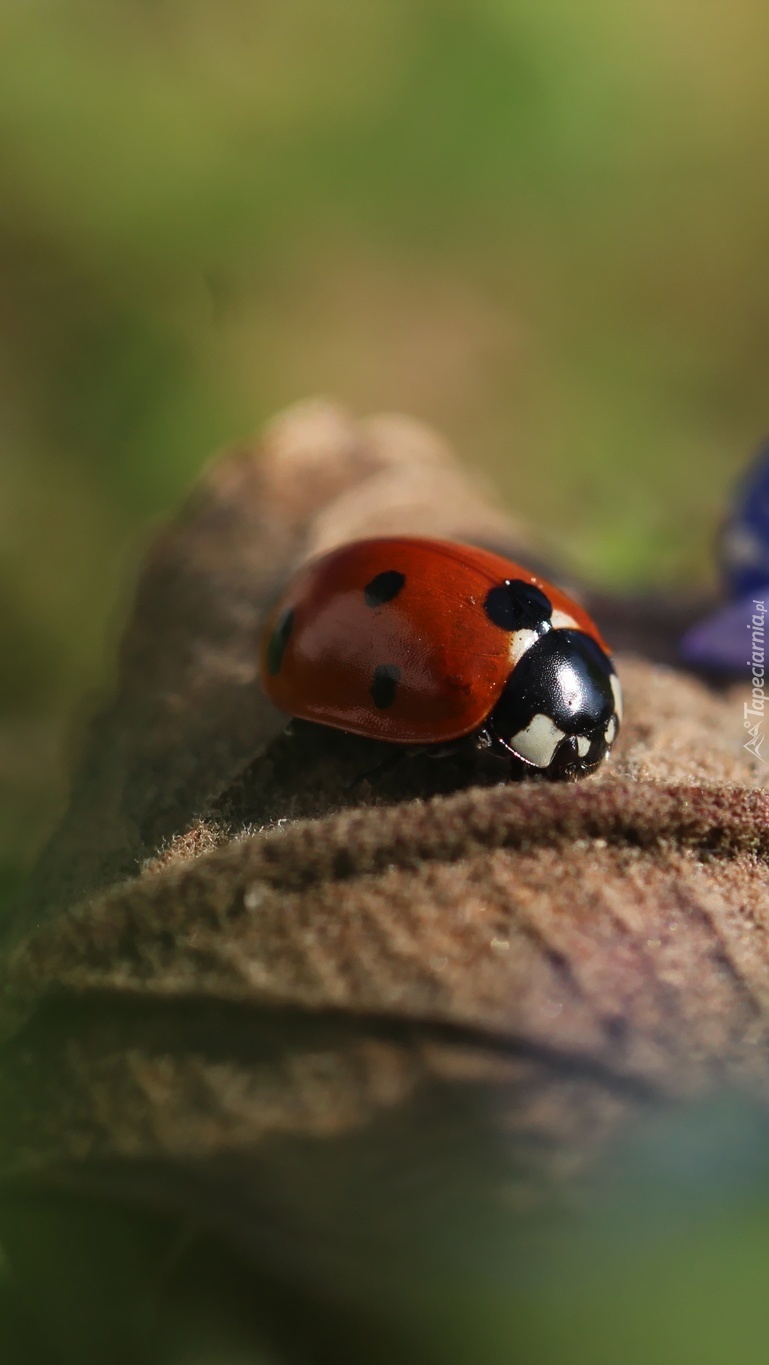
[3,1096,769,1364]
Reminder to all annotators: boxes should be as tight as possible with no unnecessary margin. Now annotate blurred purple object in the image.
[679,587,769,673]
[720,438,769,597]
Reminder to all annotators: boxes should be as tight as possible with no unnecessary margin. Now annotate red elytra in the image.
[260,536,610,746]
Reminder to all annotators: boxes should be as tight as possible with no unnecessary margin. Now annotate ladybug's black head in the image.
[485,629,621,780]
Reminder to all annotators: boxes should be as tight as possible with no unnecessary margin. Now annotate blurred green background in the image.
[3,0,769,881]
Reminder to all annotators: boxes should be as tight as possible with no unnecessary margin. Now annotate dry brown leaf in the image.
[2,400,768,1332]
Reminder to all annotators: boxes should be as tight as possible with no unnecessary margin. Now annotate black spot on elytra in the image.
[370,663,401,709]
[266,608,295,676]
[484,579,552,633]
[364,569,406,608]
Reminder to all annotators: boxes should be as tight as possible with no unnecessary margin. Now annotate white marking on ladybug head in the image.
[508,628,541,665]
[576,735,591,758]
[510,714,566,768]
[550,609,579,631]
[605,715,617,746]
[610,672,623,722]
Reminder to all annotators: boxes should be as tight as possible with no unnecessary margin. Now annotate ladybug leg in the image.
[473,722,535,780]
[348,733,532,793]
[474,722,511,759]
[346,738,473,790]
[344,745,428,790]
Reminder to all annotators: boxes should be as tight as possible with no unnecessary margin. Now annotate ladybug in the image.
[260,537,622,780]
